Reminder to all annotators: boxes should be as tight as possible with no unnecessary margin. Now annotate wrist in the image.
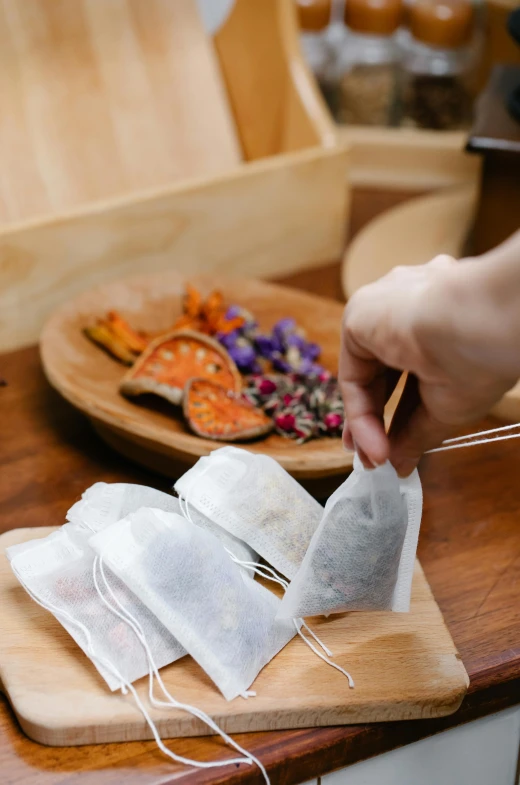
[443,257,520,381]
[410,256,514,383]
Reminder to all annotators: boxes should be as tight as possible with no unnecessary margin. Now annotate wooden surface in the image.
[40,274,351,481]
[0,528,467,746]
[336,127,480,191]
[3,189,520,784]
[0,0,241,228]
[342,183,478,298]
[0,0,350,354]
[215,0,337,159]
[0,144,349,354]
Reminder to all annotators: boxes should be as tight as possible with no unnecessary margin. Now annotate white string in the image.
[224,553,335,658]
[440,422,520,444]
[10,549,267,781]
[178,463,354,688]
[91,546,270,782]
[8,559,191,763]
[427,430,520,454]
[226,555,355,688]
[179,486,336,657]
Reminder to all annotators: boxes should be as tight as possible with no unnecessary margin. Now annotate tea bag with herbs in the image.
[66,482,182,532]
[174,447,324,580]
[90,508,298,701]
[7,524,186,690]
[278,457,423,618]
[67,481,257,566]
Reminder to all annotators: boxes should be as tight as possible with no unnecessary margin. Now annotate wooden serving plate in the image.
[40,273,351,482]
[0,528,469,746]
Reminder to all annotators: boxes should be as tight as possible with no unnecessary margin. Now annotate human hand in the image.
[339,252,519,476]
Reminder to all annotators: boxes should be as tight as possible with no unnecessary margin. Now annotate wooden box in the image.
[0,0,349,353]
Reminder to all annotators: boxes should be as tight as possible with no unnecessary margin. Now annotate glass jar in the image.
[335,0,404,126]
[401,0,476,130]
[296,0,339,110]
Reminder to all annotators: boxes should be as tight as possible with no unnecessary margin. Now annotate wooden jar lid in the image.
[345,0,404,36]
[296,0,331,31]
[410,0,474,48]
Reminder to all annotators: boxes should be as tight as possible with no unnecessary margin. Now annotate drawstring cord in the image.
[426,422,520,454]
[179,488,354,689]
[10,549,269,783]
[91,534,270,783]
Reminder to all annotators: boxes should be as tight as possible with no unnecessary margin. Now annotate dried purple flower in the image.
[216,329,240,350]
[273,317,296,336]
[225,305,242,320]
[272,355,292,373]
[286,334,306,351]
[301,342,321,361]
[229,344,257,370]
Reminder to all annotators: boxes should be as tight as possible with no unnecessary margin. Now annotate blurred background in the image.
[0,0,519,354]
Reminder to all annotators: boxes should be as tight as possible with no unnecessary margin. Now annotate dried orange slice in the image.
[184,378,274,441]
[120,331,241,406]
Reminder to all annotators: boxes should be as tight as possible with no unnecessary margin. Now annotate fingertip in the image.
[390,446,420,477]
[349,415,390,468]
[356,444,380,470]
[393,459,418,478]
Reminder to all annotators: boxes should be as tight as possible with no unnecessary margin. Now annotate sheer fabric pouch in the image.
[90,508,298,700]
[68,481,257,565]
[278,457,423,618]
[8,525,186,690]
[175,447,323,579]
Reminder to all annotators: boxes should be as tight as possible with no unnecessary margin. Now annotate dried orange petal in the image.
[172,314,203,332]
[213,315,246,334]
[184,285,202,318]
[84,325,136,365]
[106,311,149,353]
[202,289,224,319]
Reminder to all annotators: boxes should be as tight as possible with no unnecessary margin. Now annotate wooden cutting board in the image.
[0,528,468,746]
[0,0,241,227]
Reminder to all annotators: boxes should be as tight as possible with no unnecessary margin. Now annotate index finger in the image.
[339,316,392,468]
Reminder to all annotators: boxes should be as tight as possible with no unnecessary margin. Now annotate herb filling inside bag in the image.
[90,507,299,701]
[68,481,258,566]
[175,447,323,579]
[278,457,423,618]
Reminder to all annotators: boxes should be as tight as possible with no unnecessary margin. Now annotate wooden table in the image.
[2,189,520,784]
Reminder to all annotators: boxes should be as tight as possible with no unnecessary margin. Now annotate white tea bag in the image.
[175,447,323,579]
[278,457,423,618]
[90,508,298,701]
[7,525,186,690]
[68,482,258,565]
[66,482,182,532]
